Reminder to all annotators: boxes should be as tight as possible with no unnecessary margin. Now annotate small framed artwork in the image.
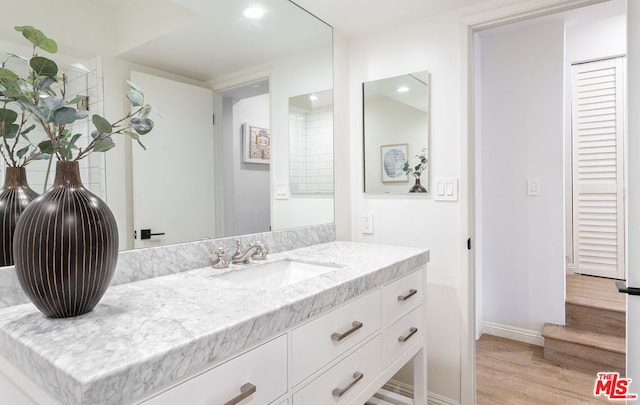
[243,123,271,164]
[380,144,409,183]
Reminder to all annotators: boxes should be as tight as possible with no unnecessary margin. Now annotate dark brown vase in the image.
[0,167,38,266]
[13,161,118,318]
[409,178,427,193]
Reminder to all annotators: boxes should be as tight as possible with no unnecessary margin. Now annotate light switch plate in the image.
[528,178,540,196]
[434,177,458,201]
[275,182,290,200]
[361,212,374,234]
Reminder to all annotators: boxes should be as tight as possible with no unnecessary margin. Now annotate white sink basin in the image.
[215,259,337,289]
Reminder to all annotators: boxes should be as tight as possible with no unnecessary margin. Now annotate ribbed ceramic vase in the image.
[0,167,38,266]
[13,161,118,318]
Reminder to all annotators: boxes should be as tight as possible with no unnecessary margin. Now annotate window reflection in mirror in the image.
[363,71,430,194]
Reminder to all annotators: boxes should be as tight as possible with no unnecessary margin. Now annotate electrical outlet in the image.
[361,213,374,234]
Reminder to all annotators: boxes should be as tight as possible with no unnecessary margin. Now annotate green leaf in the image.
[18,101,46,120]
[37,76,57,90]
[75,110,89,120]
[4,123,19,138]
[0,108,18,124]
[126,90,143,107]
[54,107,79,125]
[92,114,112,133]
[130,117,153,135]
[16,145,29,159]
[124,130,146,150]
[30,56,58,77]
[61,147,72,160]
[140,104,152,118]
[32,152,51,160]
[20,124,36,137]
[38,140,53,154]
[41,96,66,112]
[15,26,58,53]
[68,133,82,147]
[0,68,18,80]
[126,80,143,94]
[93,137,116,152]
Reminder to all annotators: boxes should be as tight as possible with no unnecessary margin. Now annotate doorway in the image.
[472,0,627,401]
[217,79,271,237]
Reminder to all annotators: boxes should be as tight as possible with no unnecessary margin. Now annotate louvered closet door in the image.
[571,57,625,279]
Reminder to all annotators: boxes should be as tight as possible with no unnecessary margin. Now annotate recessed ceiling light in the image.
[243,7,264,19]
[397,86,410,93]
[309,95,318,101]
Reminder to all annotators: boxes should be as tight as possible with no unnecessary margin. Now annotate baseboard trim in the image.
[383,379,460,405]
[482,321,544,346]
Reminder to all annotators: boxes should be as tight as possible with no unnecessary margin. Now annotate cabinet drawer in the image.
[292,290,381,386]
[382,305,424,368]
[142,335,287,405]
[381,269,423,326]
[293,336,381,405]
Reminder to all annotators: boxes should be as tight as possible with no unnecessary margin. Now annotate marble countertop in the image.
[0,241,429,405]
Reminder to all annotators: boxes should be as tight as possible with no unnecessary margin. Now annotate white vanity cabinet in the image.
[139,266,426,405]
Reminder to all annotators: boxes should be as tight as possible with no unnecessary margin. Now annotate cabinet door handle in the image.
[398,327,418,343]
[332,371,364,398]
[397,289,417,301]
[331,321,363,342]
[223,383,256,405]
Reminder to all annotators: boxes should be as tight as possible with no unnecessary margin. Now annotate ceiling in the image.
[81,0,499,83]
[81,0,624,84]
[290,0,494,37]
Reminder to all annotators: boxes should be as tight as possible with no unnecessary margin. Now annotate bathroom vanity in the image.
[0,239,429,404]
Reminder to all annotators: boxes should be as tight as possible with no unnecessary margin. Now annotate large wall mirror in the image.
[363,71,430,194]
[0,0,333,261]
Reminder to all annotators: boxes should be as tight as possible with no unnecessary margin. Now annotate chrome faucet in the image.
[231,240,269,264]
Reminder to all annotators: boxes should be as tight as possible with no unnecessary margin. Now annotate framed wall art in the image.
[243,123,271,164]
[380,143,409,183]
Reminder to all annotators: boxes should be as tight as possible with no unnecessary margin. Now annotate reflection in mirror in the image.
[289,89,334,194]
[0,0,334,260]
[363,71,430,194]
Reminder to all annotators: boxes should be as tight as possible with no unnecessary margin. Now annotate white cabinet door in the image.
[142,335,287,405]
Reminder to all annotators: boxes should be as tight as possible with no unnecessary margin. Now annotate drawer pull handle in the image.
[397,289,417,301]
[332,371,364,398]
[331,321,363,342]
[223,383,256,405]
[398,327,418,343]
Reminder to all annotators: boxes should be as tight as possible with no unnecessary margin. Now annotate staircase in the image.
[542,274,626,375]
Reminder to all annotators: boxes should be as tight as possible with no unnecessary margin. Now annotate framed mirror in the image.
[0,0,334,263]
[363,71,430,194]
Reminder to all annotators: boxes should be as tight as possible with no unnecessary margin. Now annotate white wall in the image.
[229,95,271,236]
[478,19,566,333]
[348,12,465,402]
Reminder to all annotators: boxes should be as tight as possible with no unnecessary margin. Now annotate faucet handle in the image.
[211,246,230,269]
[250,241,269,260]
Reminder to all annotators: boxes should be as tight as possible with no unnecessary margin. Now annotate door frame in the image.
[461,0,610,403]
